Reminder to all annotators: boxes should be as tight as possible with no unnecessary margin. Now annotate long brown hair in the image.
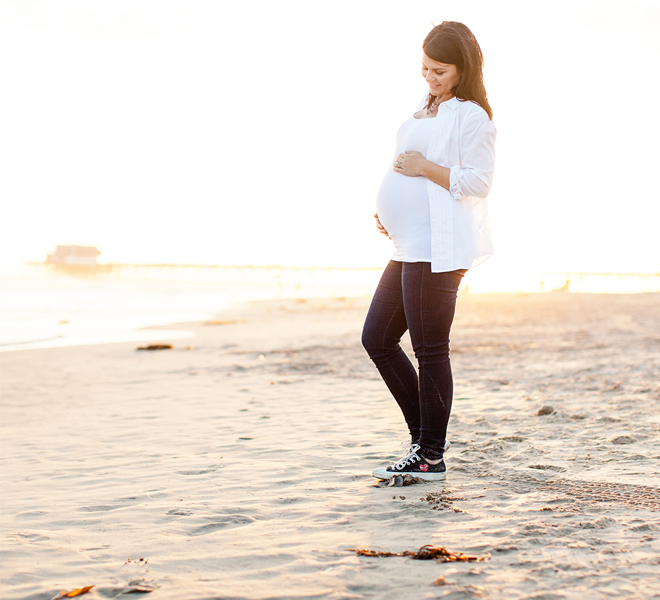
[422,21,493,120]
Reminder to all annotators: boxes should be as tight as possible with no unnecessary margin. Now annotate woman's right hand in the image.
[374,213,390,238]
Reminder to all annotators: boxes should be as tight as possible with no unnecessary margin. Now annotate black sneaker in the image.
[372,443,447,481]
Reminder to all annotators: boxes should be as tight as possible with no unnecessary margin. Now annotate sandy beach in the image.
[2,292,660,599]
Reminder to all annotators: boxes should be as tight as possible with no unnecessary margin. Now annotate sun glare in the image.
[0,1,658,292]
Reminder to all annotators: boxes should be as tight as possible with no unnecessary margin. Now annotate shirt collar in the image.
[443,96,461,109]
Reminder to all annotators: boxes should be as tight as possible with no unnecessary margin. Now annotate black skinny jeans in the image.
[361,260,466,459]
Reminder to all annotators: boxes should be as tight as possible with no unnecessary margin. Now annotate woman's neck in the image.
[432,93,455,106]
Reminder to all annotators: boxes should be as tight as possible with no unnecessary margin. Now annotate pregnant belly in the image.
[376,171,430,243]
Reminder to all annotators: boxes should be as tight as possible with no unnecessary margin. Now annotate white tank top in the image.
[376,114,435,263]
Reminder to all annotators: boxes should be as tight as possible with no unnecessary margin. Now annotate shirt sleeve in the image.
[448,107,497,200]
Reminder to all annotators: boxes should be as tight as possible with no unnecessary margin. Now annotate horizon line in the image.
[22,261,660,278]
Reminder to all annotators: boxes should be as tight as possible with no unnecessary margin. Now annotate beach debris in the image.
[431,575,447,586]
[136,344,172,351]
[53,586,94,598]
[611,435,637,444]
[348,544,488,562]
[373,474,427,487]
[396,474,423,486]
[537,405,554,416]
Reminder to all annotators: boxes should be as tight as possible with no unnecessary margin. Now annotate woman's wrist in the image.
[420,160,451,190]
[418,158,435,178]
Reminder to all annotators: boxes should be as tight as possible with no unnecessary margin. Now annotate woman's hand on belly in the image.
[393,151,428,177]
[394,151,451,190]
[374,213,390,238]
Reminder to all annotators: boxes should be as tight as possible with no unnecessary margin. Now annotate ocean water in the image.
[0,269,380,353]
[3,266,657,353]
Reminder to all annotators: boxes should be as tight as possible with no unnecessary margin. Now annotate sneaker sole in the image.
[372,467,447,481]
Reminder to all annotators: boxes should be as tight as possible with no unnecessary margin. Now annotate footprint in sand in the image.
[187,515,255,536]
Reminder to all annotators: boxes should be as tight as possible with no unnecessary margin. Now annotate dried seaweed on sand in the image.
[348,544,488,562]
[136,344,173,351]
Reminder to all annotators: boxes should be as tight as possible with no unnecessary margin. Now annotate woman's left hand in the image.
[393,151,428,177]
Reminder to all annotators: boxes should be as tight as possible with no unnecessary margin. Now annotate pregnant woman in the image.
[363,21,496,481]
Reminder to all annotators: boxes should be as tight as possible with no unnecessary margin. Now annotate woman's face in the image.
[421,53,461,100]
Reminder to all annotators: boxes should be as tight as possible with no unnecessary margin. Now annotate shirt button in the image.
[432,219,436,222]
[433,243,437,246]
[433,128,437,132]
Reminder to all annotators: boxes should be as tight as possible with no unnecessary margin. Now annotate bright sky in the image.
[1,0,659,276]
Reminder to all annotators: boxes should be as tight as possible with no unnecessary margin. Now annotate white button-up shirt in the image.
[420,95,497,272]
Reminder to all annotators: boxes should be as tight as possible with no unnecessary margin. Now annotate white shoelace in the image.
[392,442,422,470]
[400,440,413,458]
